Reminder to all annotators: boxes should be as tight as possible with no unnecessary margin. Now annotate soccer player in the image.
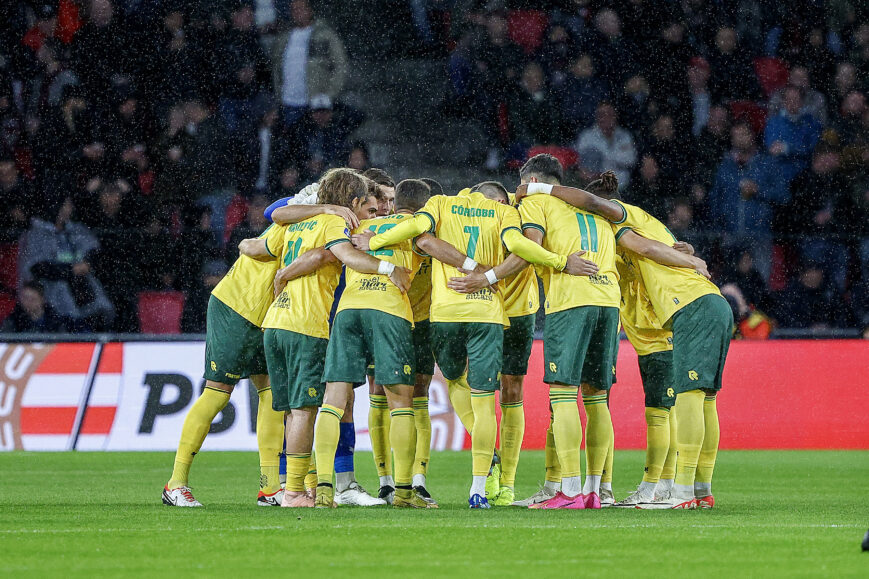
[162,219,334,507]
[354,181,591,508]
[517,171,730,509]
[240,169,410,507]
[313,179,436,509]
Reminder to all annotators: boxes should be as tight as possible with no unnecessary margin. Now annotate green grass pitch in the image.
[1,450,867,577]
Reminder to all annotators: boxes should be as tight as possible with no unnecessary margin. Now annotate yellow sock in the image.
[256,388,284,493]
[413,397,431,477]
[389,408,416,486]
[602,403,614,485]
[661,408,677,480]
[544,413,561,483]
[696,395,720,486]
[470,391,496,477]
[550,387,581,478]
[304,452,317,490]
[314,404,344,486]
[168,387,229,488]
[369,394,392,477]
[448,375,474,434]
[582,394,612,476]
[642,407,670,483]
[674,390,705,488]
[499,401,524,488]
[285,453,310,492]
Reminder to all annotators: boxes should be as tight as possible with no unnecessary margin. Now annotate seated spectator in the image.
[291,94,360,181]
[784,143,850,291]
[687,57,712,137]
[664,197,699,250]
[708,26,761,102]
[346,141,371,171]
[181,260,228,333]
[829,91,868,175]
[772,260,844,329]
[575,102,637,189]
[687,105,731,225]
[708,123,789,280]
[764,85,822,183]
[557,54,610,136]
[231,96,297,196]
[506,61,563,162]
[1,281,69,333]
[643,114,694,183]
[0,157,37,242]
[829,62,858,117]
[540,23,577,88]
[271,0,348,127]
[226,194,270,263]
[719,247,771,313]
[616,75,654,135]
[720,283,771,340]
[175,204,221,294]
[625,155,678,219]
[767,66,828,125]
[586,9,637,88]
[103,83,151,186]
[18,196,115,331]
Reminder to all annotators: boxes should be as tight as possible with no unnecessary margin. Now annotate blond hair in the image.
[317,168,372,207]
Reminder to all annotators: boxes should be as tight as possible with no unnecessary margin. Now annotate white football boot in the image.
[162,486,203,507]
[334,481,387,506]
[511,485,558,507]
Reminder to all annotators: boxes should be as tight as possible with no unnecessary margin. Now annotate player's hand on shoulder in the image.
[514,183,528,201]
[693,257,711,280]
[325,205,360,229]
[563,251,598,276]
[388,266,412,294]
[351,229,375,251]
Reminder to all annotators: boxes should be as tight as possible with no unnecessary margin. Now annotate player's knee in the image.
[205,380,234,394]
[369,382,385,396]
[580,383,606,397]
[384,384,414,407]
[500,375,524,403]
[413,375,432,397]
[702,389,717,398]
[249,374,269,391]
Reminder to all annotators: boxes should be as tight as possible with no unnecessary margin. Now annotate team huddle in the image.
[161,153,732,510]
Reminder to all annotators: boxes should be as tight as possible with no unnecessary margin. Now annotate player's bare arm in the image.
[354,214,431,251]
[273,248,337,297]
[272,204,360,229]
[238,238,273,259]
[673,241,695,255]
[415,233,489,272]
[330,241,411,293]
[515,183,624,223]
[618,230,710,279]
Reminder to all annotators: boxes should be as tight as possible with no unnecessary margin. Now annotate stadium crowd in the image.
[0,0,867,335]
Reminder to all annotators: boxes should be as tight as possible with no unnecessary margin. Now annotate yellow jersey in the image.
[519,194,620,314]
[408,256,432,322]
[416,191,520,325]
[503,192,540,318]
[337,213,422,324]
[211,224,284,326]
[612,200,721,324]
[615,252,672,356]
[261,215,349,339]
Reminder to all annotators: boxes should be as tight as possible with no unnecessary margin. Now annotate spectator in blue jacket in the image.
[764,85,822,183]
[709,123,789,280]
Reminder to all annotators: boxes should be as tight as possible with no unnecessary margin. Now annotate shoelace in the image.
[179,487,196,502]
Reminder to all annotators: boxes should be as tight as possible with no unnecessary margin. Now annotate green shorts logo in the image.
[210,361,217,372]
[308,387,318,398]
[403,364,412,375]
[688,370,699,381]
[549,362,557,373]
[667,387,675,397]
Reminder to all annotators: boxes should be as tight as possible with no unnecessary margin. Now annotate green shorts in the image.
[203,296,267,385]
[324,309,415,386]
[612,337,620,385]
[431,321,503,392]
[671,294,733,393]
[638,351,676,408]
[413,319,436,376]
[263,328,327,411]
[543,306,620,389]
[502,314,535,376]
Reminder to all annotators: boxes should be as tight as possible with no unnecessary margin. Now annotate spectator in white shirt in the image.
[575,102,637,189]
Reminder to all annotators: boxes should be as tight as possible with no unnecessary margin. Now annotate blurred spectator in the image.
[719,247,772,313]
[708,27,761,102]
[625,155,675,220]
[271,0,348,127]
[0,157,37,242]
[175,204,221,294]
[231,96,296,196]
[767,66,828,125]
[1,281,69,333]
[557,54,609,136]
[784,143,850,291]
[540,23,576,88]
[586,9,637,88]
[346,141,371,171]
[720,283,772,340]
[506,62,562,162]
[664,198,699,250]
[687,57,712,137]
[18,196,115,331]
[708,123,789,280]
[616,75,654,135]
[764,85,822,183]
[227,194,270,263]
[575,102,637,189]
[152,6,203,109]
[291,94,363,180]
[829,91,868,174]
[829,62,858,115]
[181,259,228,333]
[216,1,270,133]
[688,105,731,223]
[642,114,694,184]
[772,260,844,329]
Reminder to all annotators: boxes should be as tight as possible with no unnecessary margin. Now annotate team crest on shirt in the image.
[688,370,699,381]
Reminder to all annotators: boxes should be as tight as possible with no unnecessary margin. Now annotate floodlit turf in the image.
[1,451,867,577]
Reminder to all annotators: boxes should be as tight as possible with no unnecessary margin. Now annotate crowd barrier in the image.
[1,340,867,452]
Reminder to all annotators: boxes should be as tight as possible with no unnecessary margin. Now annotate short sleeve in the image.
[519,197,546,235]
[415,196,441,233]
[323,216,351,249]
[261,223,286,258]
[500,204,523,242]
[610,200,629,226]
